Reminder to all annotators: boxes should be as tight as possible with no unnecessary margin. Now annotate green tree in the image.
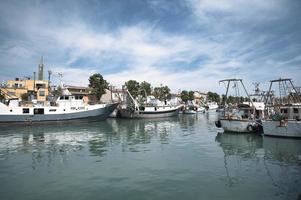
[181,90,189,102]
[181,90,195,103]
[139,81,152,97]
[207,91,220,103]
[222,95,249,105]
[21,93,29,101]
[188,91,195,101]
[153,85,171,101]
[125,80,140,98]
[89,73,109,100]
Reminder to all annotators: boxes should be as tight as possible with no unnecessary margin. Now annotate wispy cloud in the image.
[0,0,300,93]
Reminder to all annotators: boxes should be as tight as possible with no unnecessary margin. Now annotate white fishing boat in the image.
[0,95,118,123]
[118,91,182,119]
[217,104,263,133]
[215,79,263,133]
[205,102,219,110]
[182,105,197,114]
[195,104,205,113]
[262,78,301,138]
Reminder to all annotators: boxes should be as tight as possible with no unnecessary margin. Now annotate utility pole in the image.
[48,70,52,94]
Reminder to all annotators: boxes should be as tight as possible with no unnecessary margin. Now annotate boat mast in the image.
[219,78,255,113]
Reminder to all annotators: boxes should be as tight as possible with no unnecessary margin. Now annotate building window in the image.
[23,108,30,114]
[39,91,45,96]
[294,108,299,114]
[36,83,46,89]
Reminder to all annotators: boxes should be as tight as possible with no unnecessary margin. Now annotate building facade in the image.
[0,78,49,102]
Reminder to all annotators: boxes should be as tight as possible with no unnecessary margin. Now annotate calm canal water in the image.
[0,112,300,200]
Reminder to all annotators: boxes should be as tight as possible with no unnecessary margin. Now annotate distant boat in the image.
[182,103,205,114]
[0,95,118,123]
[119,105,181,118]
[182,105,197,114]
[262,78,301,138]
[118,91,182,119]
[196,105,205,113]
[205,102,219,110]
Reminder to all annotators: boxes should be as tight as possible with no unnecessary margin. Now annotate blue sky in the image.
[0,0,300,93]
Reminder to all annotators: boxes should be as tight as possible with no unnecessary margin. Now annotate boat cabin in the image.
[273,105,301,121]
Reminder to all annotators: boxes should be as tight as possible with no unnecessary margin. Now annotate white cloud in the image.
[0,0,300,95]
[50,67,96,87]
[188,0,285,22]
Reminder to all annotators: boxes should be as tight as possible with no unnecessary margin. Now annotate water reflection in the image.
[262,137,301,198]
[215,133,263,187]
[107,117,179,144]
[0,121,111,168]
[0,117,182,166]
[263,137,301,164]
[216,132,301,198]
[215,133,263,158]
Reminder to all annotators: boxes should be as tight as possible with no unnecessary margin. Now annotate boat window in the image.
[79,96,83,99]
[23,108,30,114]
[281,108,288,114]
[34,108,44,115]
[49,109,56,112]
[71,107,76,110]
[65,96,69,100]
[293,108,299,114]
[60,96,64,100]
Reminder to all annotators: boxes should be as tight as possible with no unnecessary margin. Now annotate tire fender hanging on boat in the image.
[247,124,254,132]
[215,120,222,128]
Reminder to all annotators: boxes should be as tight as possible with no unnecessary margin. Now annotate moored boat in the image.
[262,78,301,138]
[215,79,263,133]
[182,105,197,114]
[0,95,118,123]
[118,90,182,119]
[205,102,219,110]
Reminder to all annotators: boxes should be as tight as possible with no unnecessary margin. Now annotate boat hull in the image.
[0,103,118,123]
[219,119,262,133]
[119,107,180,119]
[262,120,301,138]
[183,110,197,114]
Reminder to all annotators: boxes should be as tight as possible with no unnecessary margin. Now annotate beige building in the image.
[1,78,49,102]
[65,85,91,95]
[193,91,207,104]
[100,88,126,103]
[0,57,49,102]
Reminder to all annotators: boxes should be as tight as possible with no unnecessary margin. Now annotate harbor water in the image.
[0,112,300,200]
